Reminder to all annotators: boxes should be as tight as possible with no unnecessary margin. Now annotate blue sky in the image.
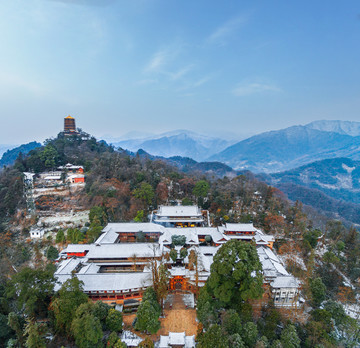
[0,0,359,144]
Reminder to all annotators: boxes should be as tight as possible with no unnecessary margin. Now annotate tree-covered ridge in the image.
[258,157,360,226]
[0,141,41,168]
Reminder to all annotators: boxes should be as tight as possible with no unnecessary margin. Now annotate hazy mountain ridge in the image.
[306,120,360,136]
[209,122,360,173]
[126,149,237,178]
[111,130,234,162]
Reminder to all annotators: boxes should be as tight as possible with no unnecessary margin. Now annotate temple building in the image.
[63,115,79,135]
[159,332,196,348]
[56,206,300,308]
[151,205,210,227]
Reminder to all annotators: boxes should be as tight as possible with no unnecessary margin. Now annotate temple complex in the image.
[56,205,300,309]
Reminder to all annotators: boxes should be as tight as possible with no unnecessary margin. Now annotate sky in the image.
[0,0,359,144]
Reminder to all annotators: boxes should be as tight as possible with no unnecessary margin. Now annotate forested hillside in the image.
[0,131,360,346]
[0,141,41,169]
[259,158,360,226]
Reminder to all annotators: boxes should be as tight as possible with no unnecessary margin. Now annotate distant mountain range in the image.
[306,120,360,136]
[209,121,360,173]
[111,130,235,162]
[105,120,360,173]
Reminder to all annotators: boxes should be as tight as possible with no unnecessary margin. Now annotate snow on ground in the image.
[343,302,360,320]
[163,292,195,309]
[38,210,89,232]
[33,188,69,197]
[120,330,143,347]
[164,294,175,307]
[33,183,85,198]
[316,244,328,257]
[342,163,356,174]
[182,293,195,309]
[279,253,307,271]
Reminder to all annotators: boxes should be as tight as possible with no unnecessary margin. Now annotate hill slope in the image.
[0,141,41,168]
[130,149,237,178]
[267,158,360,204]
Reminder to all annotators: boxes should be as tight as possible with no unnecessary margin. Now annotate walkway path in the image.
[158,292,198,336]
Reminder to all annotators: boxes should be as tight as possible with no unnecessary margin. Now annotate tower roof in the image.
[65,115,74,119]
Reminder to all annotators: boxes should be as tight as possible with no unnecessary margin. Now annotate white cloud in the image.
[193,76,212,87]
[168,65,193,80]
[206,15,247,46]
[145,50,169,72]
[144,43,184,74]
[232,82,281,96]
[145,47,181,73]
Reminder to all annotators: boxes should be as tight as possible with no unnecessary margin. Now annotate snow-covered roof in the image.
[271,276,299,289]
[159,332,195,348]
[159,228,199,245]
[44,175,61,180]
[56,272,152,292]
[60,244,93,254]
[224,223,258,232]
[170,267,187,276]
[67,174,84,179]
[58,163,84,170]
[55,257,83,275]
[257,246,290,279]
[196,227,226,243]
[198,246,220,255]
[156,205,202,217]
[169,332,186,345]
[159,335,170,347]
[86,243,162,259]
[97,223,166,244]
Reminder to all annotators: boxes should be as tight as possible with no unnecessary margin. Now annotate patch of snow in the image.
[316,173,357,191]
[342,163,356,174]
[316,244,328,257]
[279,253,307,271]
[37,210,89,232]
[343,303,360,320]
[121,330,143,347]
[182,293,195,308]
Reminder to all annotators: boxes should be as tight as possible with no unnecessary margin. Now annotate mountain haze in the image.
[112,130,233,161]
[306,120,360,136]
